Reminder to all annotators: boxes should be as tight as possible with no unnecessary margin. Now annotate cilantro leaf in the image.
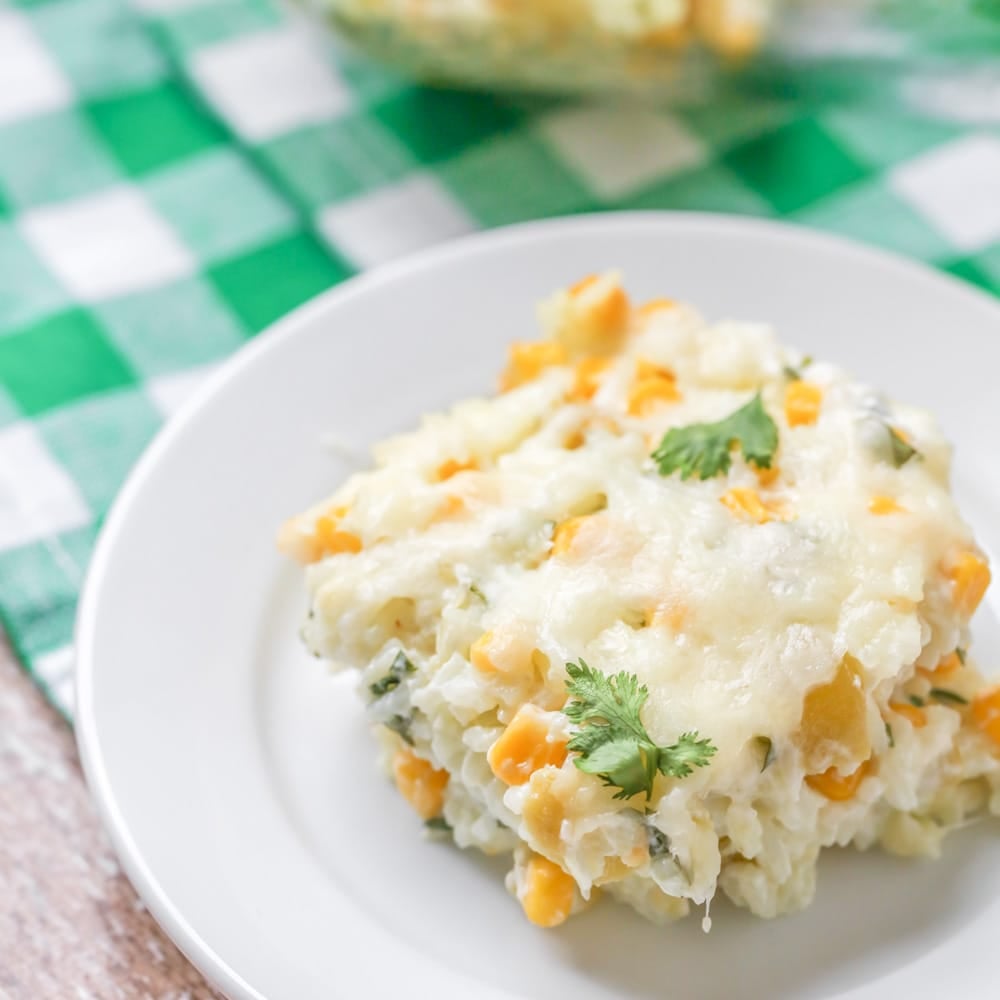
[651,393,778,480]
[887,426,919,468]
[563,660,716,800]
[370,650,416,698]
[929,687,968,706]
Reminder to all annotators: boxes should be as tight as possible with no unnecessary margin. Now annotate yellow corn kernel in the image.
[314,515,362,557]
[521,854,576,929]
[649,600,688,632]
[470,631,498,674]
[889,701,927,728]
[784,380,823,427]
[945,551,991,618]
[797,656,870,772]
[469,628,533,678]
[550,273,630,356]
[627,375,681,416]
[972,686,1000,746]
[432,494,466,521]
[635,358,674,381]
[694,0,763,58]
[754,463,780,488]
[637,297,678,317]
[720,487,774,525]
[435,458,476,481]
[927,651,962,678]
[499,340,568,392]
[869,495,906,516]
[569,356,611,402]
[392,748,449,820]
[551,516,587,557]
[806,758,874,802]
[487,705,568,787]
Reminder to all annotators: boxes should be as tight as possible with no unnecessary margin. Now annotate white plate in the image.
[76,214,1000,1000]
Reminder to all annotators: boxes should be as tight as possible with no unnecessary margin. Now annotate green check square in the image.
[942,257,997,293]
[438,132,592,226]
[0,224,70,330]
[372,87,524,163]
[0,386,19,428]
[87,81,225,176]
[618,163,773,216]
[0,309,135,416]
[724,118,869,214]
[39,388,161,512]
[821,107,962,170]
[0,524,98,662]
[795,179,953,262]
[962,242,1000,290]
[145,148,295,262]
[96,276,248,376]
[259,116,415,211]
[0,109,122,209]
[29,0,167,98]
[208,232,353,333]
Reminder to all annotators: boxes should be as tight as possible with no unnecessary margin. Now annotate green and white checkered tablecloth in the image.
[2,0,999,718]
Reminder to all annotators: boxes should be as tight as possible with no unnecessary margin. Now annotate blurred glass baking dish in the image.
[302,0,1000,108]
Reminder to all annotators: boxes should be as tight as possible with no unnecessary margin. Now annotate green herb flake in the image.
[956,648,967,666]
[754,735,776,772]
[562,659,716,801]
[424,816,453,835]
[783,356,813,381]
[385,713,414,745]
[929,688,969,706]
[646,825,672,859]
[885,721,895,749]
[468,583,487,605]
[908,694,926,708]
[887,426,920,468]
[370,650,416,698]
[651,393,778,481]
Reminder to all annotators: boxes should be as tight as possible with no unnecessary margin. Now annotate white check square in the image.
[191,27,351,142]
[317,175,477,269]
[891,135,1000,252]
[0,423,89,552]
[0,11,73,126]
[537,105,706,199]
[20,188,194,302]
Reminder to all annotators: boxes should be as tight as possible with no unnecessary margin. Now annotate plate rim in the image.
[73,210,1000,1000]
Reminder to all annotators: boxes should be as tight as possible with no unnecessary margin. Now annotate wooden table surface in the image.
[0,637,220,999]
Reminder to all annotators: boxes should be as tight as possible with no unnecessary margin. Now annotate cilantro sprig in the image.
[651,393,778,480]
[370,650,416,698]
[563,660,716,801]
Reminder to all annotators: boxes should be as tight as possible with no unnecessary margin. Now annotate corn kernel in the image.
[972,686,1000,746]
[720,487,778,525]
[930,652,963,678]
[637,297,677,317]
[627,375,681,416]
[797,656,870,772]
[499,340,568,392]
[569,356,611,402]
[551,516,587,557]
[806,758,874,802]
[488,705,568,786]
[314,516,362,557]
[521,854,576,928]
[869,495,906,516]
[784,380,823,427]
[889,701,927,728]
[435,458,476,481]
[550,273,630,356]
[754,463,780,488]
[392,748,449,820]
[945,551,991,618]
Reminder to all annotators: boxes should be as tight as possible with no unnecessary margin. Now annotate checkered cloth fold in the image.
[1,0,998,717]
